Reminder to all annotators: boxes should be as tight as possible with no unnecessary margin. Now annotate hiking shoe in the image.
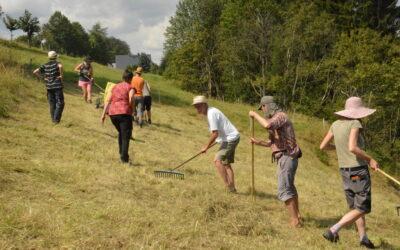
[148,119,151,124]
[323,230,339,243]
[360,238,375,249]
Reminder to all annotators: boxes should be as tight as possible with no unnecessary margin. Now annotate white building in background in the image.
[115,55,140,69]
[115,54,152,69]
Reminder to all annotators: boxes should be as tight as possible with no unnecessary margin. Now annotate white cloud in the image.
[0,0,178,63]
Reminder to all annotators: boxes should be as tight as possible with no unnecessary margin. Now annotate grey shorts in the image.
[133,96,144,116]
[215,138,240,165]
[340,166,371,214]
[277,155,298,202]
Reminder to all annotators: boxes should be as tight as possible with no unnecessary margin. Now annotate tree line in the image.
[0,7,146,66]
[162,0,400,173]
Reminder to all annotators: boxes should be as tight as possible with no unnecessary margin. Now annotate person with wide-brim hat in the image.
[192,95,240,193]
[74,56,94,103]
[33,51,65,124]
[249,96,302,228]
[320,96,379,248]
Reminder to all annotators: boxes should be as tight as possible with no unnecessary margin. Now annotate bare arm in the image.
[201,130,218,153]
[101,95,112,124]
[250,137,272,147]
[58,64,63,81]
[348,128,379,170]
[320,131,335,150]
[249,111,270,129]
[33,68,41,77]
[74,63,82,73]
[128,89,134,106]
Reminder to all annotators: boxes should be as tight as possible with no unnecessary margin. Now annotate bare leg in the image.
[214,160,229,188]
[87,83,92,103]
[147,110,152,122]
[330,209,365,233]
[225,164,235,190]
[355,215,366,239]
[82,86,87,102]
[285,197,301,227]
[293,196,301,221]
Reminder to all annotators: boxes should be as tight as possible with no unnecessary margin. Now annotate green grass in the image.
[0,40,399,249]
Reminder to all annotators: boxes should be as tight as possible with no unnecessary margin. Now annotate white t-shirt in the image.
[207,107,240,142]
[142,81,151,96]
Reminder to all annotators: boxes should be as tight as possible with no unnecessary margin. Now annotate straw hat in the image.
[192,95,208,105]
[48,51,58,59]
[135,67,143,74]
[335,97,376,119]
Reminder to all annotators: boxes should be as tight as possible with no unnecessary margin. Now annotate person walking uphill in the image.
[192,96,240,193]
[320,97,378,249]
[101,70,135,164]
[131,66,145,127]
[249,96,302,228]
[33,51,65,124]
[74,56,94,103]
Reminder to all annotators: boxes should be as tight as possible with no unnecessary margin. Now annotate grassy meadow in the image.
[0,40,399,249]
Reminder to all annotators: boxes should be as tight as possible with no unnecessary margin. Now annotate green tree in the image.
[107,36,131,61]
[138,53,152,72]
[88,23,112,64]
[3,15,19,41]
[18,10,40,47]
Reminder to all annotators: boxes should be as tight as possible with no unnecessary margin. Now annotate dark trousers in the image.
[110,115,133,162]
[47,88,65,123]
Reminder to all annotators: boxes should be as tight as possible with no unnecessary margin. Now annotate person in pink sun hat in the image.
[319,96,379,249]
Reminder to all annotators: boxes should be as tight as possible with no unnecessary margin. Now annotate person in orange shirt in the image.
[131,66,145,127]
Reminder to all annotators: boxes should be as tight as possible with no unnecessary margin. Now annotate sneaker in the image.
[360,238,375,249]
[323,230,339,243]
[148,119,151,124]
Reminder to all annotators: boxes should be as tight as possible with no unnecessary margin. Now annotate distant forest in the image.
[162,0,400,173]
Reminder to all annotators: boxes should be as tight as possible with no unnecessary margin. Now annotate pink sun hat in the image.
[335,97,376,119]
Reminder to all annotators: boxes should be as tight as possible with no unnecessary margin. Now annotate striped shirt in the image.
[39,60,63,89]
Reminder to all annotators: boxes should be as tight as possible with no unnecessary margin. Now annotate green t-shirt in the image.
[329,119,368,168]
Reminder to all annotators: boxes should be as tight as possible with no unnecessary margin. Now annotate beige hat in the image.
[192,95,208,105]
[48,51,58,59]
[135,66,143,74]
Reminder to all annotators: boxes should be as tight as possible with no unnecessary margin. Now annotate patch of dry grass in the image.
[0,40,399,249]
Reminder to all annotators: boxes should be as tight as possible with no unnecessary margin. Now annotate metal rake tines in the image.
[154,170,184,180]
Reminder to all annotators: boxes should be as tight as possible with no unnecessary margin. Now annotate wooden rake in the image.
[376,169,400,215]
[154,143,217,180]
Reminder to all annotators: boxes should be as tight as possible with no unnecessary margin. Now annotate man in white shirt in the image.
[192,96,240,192]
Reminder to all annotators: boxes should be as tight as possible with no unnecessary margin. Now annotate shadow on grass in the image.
[90,129,145,143]
[151,122,181,133]
[304,216,342,228]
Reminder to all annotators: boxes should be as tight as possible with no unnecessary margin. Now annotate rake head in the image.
[154,170,184,180]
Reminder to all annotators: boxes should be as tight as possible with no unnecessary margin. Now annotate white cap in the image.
[192,95,208,105]
[48,51,58,59]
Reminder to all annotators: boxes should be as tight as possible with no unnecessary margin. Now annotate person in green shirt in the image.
[320,97,379,249]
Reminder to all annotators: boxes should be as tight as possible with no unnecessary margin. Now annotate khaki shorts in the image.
[215,138,240,165]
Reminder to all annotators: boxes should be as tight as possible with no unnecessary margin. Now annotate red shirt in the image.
[108,82,133,116]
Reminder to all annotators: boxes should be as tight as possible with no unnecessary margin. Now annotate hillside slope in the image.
[0,41,399,249]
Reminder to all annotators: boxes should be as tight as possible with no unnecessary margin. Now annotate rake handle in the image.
[377,168,400,186]
[251,117,255,199]
[172,142,217,171]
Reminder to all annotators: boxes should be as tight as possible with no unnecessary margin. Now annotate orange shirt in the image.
[131,75,144,96]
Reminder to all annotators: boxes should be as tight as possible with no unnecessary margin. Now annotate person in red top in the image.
[101,70,135,163]
[131,66,145,127]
